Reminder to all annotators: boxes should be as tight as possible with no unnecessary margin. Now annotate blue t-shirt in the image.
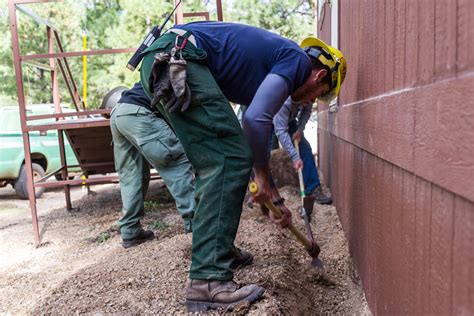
[176,21,312,106]
[119,82,153,111]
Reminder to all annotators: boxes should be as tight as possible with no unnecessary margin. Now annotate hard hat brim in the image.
[301,37,345,103]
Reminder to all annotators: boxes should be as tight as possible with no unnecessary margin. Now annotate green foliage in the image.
[150,219,168,231]
[96,231,111,244]
[0,0,315,107]
[144,200,159,213]
[224,0,315,40]
[85,223,119,244]
[0,1,85,105]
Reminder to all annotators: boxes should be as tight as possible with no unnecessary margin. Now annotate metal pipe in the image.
[53,30,84,109]
[21,48,135,61]
[8,0,41,246]
[25,109,111,121]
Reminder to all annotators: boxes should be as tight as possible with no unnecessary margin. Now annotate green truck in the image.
[0,104,80,199]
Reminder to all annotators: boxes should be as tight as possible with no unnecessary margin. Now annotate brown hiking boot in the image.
[230,246,253,270]
[312,186,333,205]
[185,279,265,312]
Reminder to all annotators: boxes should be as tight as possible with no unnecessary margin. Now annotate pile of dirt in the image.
[0,181,369,314]
[270,148,299,188]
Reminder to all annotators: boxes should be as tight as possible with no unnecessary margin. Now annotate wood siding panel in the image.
[370,0,378,98]
[434,0,457,80]
[362,0,372,100]
[383,0,394,93]
[457,0,474,72]
[319,0,474,314]
[320,130,330,188]
[372,156,385,313]
[383,167,405,313]
[393,0,406,89]
[325,90,415,172]
[374,0,385,96]
[413,75,474,202]
[355,147,367,296]
[333,135,341,211]
[347,144,358,264]
[339,0,348,105]
[401,171,416,313]
[320,75,474,202]
[452,196,474,315]
[339,139,350,235]
[413,174,432,314]
[354,0,363,103]
[417,0,435,86]
[323,137,474,315]
[364,151,378,306]
[381,162,397,312]
[356,151,372,300]
[429,186,454,315]
[404,0,419,88]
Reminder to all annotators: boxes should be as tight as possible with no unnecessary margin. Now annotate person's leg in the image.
[156,60,253,281]
[111,107,152,242]
[296,134,332,204]
[132,111,196,232]
[298,136,321,195]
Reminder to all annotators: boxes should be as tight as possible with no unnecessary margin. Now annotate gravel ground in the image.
[0,176,370,314]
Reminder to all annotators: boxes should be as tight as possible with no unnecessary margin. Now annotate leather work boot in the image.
[312,186,333,205]
[230,246,253,270]
[185,279,265,312]
[122,229,155,249]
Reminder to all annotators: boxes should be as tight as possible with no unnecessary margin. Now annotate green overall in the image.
[140,32,253,280]
[110,103,195,239]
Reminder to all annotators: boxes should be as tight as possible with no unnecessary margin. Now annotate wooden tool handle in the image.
[294,140,306,202]
[248,181,312,251]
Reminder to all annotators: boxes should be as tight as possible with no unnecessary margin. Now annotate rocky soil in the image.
[0,163,369,314]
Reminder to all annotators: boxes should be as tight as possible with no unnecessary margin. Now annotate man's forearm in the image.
[243,74,289,167]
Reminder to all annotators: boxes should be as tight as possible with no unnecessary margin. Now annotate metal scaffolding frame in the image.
[8,0,223,246]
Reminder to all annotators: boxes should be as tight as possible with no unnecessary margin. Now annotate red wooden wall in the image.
[317,0,474,314]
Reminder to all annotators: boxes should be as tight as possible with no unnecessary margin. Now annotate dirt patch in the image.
[0,181,369,314]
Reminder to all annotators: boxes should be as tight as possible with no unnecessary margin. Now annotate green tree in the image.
[224,0,315,41]
[0,0,316,108]
[0,0,85,106]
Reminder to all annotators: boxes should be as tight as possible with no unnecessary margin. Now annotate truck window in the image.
[0,110,21,132]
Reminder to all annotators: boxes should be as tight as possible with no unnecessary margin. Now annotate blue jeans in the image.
[288,121,321,194]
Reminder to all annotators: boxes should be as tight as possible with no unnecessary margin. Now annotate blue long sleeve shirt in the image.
[273,97,312,161]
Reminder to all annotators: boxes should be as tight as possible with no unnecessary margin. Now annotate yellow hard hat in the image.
[300,37,346,102]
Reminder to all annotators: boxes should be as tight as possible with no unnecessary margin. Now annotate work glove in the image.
[149,52,172,107]
[149,52,191,113]
[167,55,191,112]
[163,85,191,113]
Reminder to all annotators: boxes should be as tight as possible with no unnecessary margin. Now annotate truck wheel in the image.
[14,163,46,199]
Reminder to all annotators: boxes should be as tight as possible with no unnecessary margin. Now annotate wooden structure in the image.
[8,0,223,246]
[317,0,474,314]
